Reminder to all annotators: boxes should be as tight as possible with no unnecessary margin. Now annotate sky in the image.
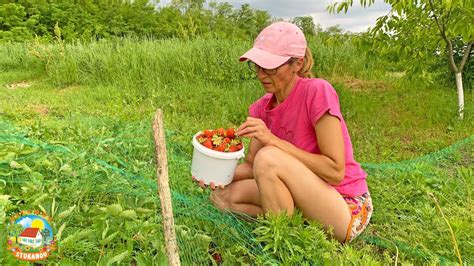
[157,0,392,33]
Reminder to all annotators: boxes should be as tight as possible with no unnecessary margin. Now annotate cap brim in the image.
[239,47,290,69]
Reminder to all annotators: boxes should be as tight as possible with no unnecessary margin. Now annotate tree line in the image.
[0,0,323,42]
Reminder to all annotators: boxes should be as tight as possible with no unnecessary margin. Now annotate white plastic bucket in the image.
[191,132,245,186]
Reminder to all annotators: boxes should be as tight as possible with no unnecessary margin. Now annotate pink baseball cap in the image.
[239,21,307,69]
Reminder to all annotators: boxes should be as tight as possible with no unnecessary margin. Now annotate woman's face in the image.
[254,59,304,94]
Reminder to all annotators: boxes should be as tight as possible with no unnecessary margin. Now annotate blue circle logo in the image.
[7,210,56,261]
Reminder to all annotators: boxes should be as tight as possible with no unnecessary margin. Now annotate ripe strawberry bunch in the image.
[196,127,243,152]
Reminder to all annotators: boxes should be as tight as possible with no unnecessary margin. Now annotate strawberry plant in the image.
[196,128,243,153]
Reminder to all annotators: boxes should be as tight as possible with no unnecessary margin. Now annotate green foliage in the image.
[0,0,272,42]
[291,16,320,37]
[0,3,35,41]
[329,0,473,119]
[0,42,42,72]
[328,0,473,83]
[253,212,338,264]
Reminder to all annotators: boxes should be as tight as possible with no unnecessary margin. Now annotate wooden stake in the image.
[153,109,180,266]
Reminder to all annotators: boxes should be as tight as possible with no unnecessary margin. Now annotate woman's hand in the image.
[191,176,224,190]
[236,117,276,146]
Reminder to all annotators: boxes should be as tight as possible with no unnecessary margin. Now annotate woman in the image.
[202,21,372,243]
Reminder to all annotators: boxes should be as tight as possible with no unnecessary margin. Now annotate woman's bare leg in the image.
[210,146,351,242]
[253,146,351,241]
[210,179,263,217]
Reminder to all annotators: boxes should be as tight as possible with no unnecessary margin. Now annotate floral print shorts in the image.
[343,192,373,242]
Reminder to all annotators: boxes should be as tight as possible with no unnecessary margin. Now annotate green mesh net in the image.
[0,117,472,264]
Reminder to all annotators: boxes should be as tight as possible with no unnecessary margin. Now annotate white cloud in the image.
[17,217,32,228]
[157,0,392,32]
[309,6,391,32]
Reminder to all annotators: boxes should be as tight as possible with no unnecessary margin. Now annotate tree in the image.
[10,223,24,244]
[1,0,272,42]
[171,0,205,12]
[0,3,35,41]
[234,4,271,39]
[208,2,236,37]
[155,5,186,38]
[41,227,51,244]
[329,0,473,119]
[291,16,318,37]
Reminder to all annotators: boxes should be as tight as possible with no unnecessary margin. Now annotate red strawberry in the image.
[226,128,235,138]
[204,130,213,138]
[212,252,222,264]
[216,143,226,152]
[197,128,243,153]
[208,242,222,264]
[202,140,213,149]
[228,145,238,152]
[216,128,225,136]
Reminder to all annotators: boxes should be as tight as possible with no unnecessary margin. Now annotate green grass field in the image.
[0,38,473,264]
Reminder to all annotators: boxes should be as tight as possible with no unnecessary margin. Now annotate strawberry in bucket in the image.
[191,127,245,186]
[195,128,243,153]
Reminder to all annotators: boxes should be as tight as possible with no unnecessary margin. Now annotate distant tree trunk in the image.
[445,40,471,120]
[426,0,471,119]
[455,72,464,119]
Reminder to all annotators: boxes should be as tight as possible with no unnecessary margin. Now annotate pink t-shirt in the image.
[249,77,368,197]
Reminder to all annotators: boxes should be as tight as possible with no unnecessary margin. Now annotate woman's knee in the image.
[253,146,281,173]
